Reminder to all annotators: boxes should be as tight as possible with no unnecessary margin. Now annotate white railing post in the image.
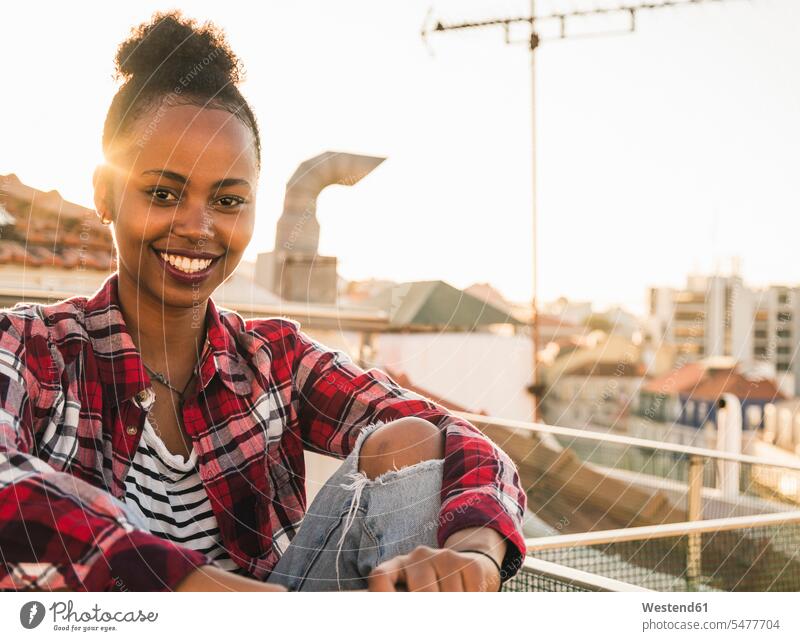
[716,393,742,500]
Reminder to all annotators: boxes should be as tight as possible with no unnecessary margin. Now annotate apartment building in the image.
[647,274,800,395]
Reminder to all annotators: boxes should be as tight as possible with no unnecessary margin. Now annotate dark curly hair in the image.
[102,10,261,168]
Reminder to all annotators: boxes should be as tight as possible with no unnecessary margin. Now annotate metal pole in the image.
[530,1,541,422]
[687,454,704,587]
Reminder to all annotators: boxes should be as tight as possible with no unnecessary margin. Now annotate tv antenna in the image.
[422,0,745,422]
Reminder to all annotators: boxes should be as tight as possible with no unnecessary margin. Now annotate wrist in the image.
[444,526,507,568]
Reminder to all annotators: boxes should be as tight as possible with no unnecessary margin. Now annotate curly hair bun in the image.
[115,10,243,93]
[102,10,261,167]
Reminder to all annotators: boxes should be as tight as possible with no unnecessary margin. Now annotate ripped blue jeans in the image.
[268,421,445,591]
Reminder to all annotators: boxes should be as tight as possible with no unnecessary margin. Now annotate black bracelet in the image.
[458,549,504,591]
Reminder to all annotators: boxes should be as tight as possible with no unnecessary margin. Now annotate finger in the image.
[367,558,404,592]
[435,560,466,592]
[460,557,493,592]
[403,559,440,592]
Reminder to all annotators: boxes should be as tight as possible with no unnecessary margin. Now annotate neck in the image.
[116,270,208,369]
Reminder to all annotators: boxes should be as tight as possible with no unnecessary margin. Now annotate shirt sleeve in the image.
[286,321,528,581]
[0,316,211,591]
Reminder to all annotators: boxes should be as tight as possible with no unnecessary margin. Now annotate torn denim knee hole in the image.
[334,420,445,588]
[350,419,445,485]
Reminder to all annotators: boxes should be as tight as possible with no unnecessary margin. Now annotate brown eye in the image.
[214,195,246,209]
[146,187,179,203]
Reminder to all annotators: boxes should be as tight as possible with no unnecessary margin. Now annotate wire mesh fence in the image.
[552,434,800,514]
[529,520,800,591]
[501,569,594,592]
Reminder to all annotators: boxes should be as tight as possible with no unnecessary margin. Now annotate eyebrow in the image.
[211,177,252,192]
[141,170,252,192]
[142,169,188,184]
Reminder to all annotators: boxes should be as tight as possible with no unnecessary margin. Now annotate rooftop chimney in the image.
[256,151,385,304]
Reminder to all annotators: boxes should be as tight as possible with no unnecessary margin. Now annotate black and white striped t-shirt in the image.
[122,416,244,574]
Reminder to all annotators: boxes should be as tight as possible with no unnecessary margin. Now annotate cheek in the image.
[114,192,153,239]
[218,212,255,253]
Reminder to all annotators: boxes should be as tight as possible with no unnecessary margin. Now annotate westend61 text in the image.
[642,602,708,613]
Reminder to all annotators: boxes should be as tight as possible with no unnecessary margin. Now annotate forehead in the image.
[124,102,258,181]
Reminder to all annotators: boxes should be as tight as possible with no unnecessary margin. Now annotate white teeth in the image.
[158,252,213,273]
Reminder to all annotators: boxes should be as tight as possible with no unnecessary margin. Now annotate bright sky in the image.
[2,0,798,314]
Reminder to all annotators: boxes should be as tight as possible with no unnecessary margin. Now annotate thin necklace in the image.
[142,338,211,399]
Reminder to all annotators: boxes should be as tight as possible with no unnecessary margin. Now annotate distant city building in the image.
[540,333,649,431]
[541,297,593,327]
[636,357,784,430]
[646,274,800,395]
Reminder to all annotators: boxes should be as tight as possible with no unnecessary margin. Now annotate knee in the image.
[358,417,445,480]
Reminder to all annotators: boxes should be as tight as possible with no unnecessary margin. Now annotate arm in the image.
[0,317,209,591]
[284,321,527,582]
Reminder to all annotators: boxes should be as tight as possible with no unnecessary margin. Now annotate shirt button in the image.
[125,425,138,436]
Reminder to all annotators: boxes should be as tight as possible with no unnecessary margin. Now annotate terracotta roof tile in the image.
[0,173,113,271]
[643,361,707,394]
[690,371,784,402]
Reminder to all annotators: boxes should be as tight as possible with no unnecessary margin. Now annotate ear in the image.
[92,164,114,223]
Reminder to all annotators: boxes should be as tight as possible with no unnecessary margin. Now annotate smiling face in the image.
[95,102,259,311]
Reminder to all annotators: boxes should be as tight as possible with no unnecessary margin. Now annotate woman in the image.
[0,11,526,592]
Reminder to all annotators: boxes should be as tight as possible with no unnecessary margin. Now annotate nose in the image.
[171,197,216,246]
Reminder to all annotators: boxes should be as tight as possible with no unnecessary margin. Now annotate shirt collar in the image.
[84,272,252,407]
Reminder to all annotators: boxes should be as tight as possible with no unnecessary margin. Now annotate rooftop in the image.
[643,358,784,402]
[0,173,114,271]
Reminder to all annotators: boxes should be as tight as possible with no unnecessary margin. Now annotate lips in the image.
[151,246,222,285]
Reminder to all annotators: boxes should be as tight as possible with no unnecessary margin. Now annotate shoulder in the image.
[0,296,89,380]
[0,302,50,385]
[0,301,49,348]
[1,295,89,343]
[214,303,303,358]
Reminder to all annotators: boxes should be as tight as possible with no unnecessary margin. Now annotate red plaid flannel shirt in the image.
[0,272,527,591]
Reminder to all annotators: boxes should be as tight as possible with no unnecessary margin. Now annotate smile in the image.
[152,247,222,284]
[159,251,213,273]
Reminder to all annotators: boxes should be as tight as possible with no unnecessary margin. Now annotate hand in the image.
[367,545,502,592]
[175,565,287,592]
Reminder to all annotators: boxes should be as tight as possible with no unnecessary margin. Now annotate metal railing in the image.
[452,411,800,590]
[459,411,800,519]
[458,411,800,473]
